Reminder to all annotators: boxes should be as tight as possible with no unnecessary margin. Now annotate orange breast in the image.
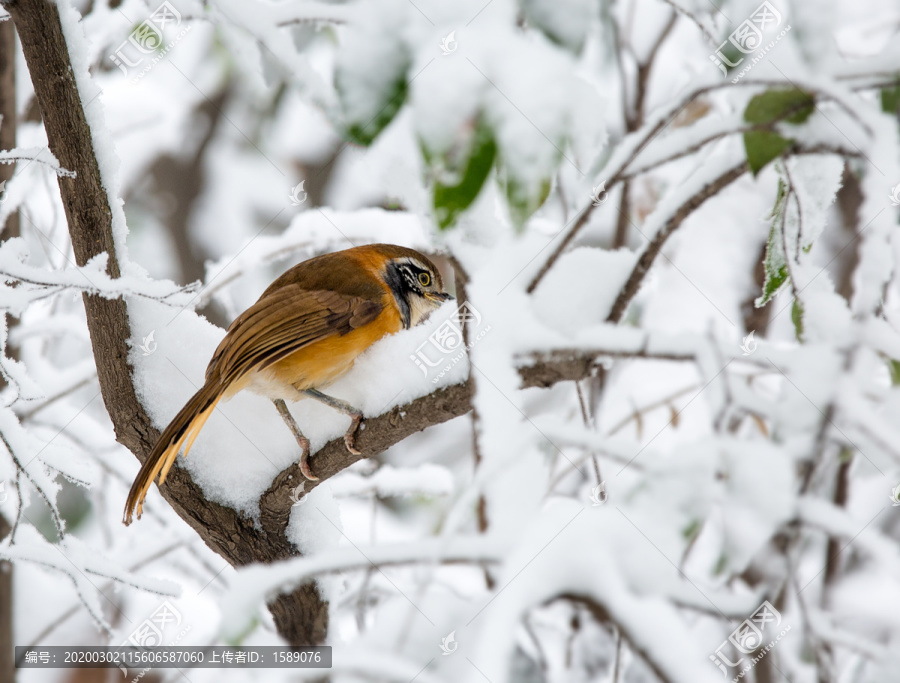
[246,302,403,396]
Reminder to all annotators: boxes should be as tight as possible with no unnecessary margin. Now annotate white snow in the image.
[6,0,900,680]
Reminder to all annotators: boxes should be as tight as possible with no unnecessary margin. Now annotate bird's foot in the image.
[298,434,318,481]
[273,398,318,481]
[300,389,364,456]
[343,414,363,455]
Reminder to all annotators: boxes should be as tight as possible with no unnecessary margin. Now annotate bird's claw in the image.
[298,437,318,481]
[343,415,363,455]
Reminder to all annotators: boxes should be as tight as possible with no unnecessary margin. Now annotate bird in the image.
[123,244,452,525]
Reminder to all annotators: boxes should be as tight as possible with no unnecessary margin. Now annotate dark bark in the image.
[834,163,862,302]
[606,162,748,323]
[740,241,771,336]
[0,18,18,239]
[563,594,676,683]
[612,180,631,249]
[259,382,474,535]
[3,0,329,645]
[822,455,851,597]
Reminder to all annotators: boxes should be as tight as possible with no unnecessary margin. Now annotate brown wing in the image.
[205,286,383,385]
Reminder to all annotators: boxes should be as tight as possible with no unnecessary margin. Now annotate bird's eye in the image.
[418,272,431,287]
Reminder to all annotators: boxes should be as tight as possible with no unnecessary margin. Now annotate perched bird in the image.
[123,244,452,525]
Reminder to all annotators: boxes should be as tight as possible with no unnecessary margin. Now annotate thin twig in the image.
[658,0,717,44]
[575,380,603,484]
[18,373,95,418]
[527,81,871,294]
[607,384,701,436]
[0,430,64,539]
[606,161,749,322]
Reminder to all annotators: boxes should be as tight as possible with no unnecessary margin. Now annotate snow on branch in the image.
[528,76,884,293]
[0,146,75,176]
[0,238,196,315]
[221,534,504,641]
[329,463,455,499]
[0,528,178,635]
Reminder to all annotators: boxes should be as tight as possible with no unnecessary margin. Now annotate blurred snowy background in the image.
[1,0,900,681]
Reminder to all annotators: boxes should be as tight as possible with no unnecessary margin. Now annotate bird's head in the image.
[380,248,453,328]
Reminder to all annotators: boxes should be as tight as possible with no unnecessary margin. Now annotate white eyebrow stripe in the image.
[396,257,429,272]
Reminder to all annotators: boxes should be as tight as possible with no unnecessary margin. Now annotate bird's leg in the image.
[302,388,364,456]
[273,398,317,481]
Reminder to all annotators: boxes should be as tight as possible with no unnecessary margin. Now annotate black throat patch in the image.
[384,262,412,329]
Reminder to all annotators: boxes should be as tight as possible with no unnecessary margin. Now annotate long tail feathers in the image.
[123,383,223,525]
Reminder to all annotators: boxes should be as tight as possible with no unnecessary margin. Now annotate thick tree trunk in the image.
[0,17,17,239]
[2,0,328,645]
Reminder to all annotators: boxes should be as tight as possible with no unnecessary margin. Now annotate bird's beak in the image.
[426,291,454,303]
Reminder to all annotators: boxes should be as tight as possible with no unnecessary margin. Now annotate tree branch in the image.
[606,161,748,322]
[527,80,870,294]
[3,0,330,645]
[563,594,678,683]
[259,381,474,536]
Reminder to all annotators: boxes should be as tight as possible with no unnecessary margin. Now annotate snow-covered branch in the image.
[0,146,74,176]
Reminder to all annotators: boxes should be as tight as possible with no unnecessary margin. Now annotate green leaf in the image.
[881,85,900,115]
[520,0,590,54]
[342,72,408,146]
[717,42,745,76]
[758,257,788,307]
[743,131,793,176]
[431,120,497,230]
[766,176,788,220]
[743,89,815,174]
[744,88,815,126]
[336,43,411,146]
[713,552,728,576]
[887,359,900,386]
[682,519,701,540]
[504,175,552,230]
[756,179,790,307]
[791,299,804,341]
